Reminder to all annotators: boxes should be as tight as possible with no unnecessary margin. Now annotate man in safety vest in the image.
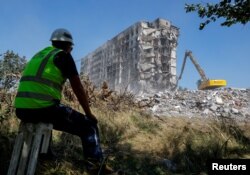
[14,28,113,174]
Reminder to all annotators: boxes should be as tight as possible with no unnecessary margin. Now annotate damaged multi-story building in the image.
[80,18,179,93]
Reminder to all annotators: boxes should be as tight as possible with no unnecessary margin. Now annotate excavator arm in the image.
[179,50,208,82]
[177,50,227,90]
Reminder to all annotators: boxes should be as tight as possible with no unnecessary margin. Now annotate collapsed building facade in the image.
[80,18,179,93]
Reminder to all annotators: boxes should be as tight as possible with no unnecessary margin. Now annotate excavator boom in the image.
[177,50,227,90]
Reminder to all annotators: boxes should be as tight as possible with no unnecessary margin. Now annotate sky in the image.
[1,0,249,90]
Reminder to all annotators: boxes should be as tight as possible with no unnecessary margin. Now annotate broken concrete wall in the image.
[81,18,179,93]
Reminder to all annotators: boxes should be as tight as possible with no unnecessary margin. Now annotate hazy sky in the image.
[1,0,249,89]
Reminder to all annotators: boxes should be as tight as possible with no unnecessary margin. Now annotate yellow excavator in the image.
[177,50,227,90]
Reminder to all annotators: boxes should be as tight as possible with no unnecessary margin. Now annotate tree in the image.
[185,0,250,30]
[0,51,26,90]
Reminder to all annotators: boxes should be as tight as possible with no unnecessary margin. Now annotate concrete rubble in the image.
[79,18,249,122]
[136,88,250,121]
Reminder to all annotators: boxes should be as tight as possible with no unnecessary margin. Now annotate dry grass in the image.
[0,82,249,174]
[94,106,250,174]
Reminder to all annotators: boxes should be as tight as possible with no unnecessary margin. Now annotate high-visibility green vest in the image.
[14,46,66,108]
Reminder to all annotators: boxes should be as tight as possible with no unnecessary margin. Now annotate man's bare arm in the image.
[69,75,97,123]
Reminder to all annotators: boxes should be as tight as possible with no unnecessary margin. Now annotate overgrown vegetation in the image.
[0,50,26,90]
[1,80,250,174]
[0,51,249,174]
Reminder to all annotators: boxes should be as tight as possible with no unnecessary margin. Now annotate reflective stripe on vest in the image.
[16,92,54,101]
[16,48,61,100]
[36,48,60,77]
[15,47,65,108]
[19,76,62,91]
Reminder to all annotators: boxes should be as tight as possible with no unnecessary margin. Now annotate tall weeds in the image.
[0,81,249,174]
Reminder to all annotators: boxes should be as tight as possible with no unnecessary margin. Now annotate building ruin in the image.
[80,18,179,93]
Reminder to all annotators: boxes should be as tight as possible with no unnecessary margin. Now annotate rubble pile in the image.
[136,88,250,120]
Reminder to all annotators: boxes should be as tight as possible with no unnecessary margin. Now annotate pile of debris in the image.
[136,88,250,121]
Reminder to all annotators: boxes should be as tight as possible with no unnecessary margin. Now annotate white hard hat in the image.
[50,28,73,44]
